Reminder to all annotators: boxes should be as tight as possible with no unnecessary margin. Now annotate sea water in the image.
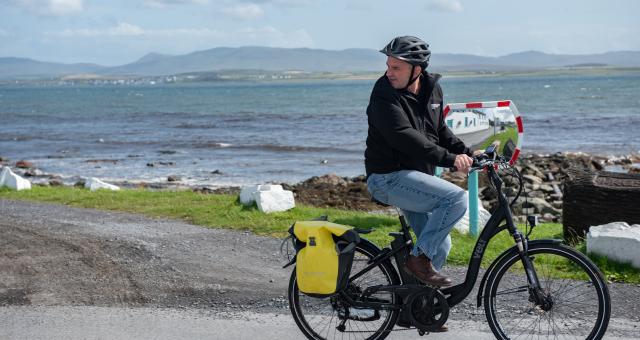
[1,73,638,186]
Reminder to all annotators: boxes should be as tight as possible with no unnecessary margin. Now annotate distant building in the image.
[447,109,490,135]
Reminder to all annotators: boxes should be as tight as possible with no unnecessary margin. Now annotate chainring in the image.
[406,288,449,332]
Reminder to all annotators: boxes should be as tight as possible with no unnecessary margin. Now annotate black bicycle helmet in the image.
[380,36,431,68]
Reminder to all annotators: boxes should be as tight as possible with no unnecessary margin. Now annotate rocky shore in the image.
[474,153,639,222]
[283,152,640,223]
[178,152,640,223]
[2,152,639,223]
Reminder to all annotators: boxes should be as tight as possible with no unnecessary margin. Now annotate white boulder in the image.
[587,222,640,269]
[0,167,31,191]
[453,192,491,235]
[254,186,295,213]
[239,185,260,205]
[85,177,120,192]
[240,184,295,213]
[239,184,286,206]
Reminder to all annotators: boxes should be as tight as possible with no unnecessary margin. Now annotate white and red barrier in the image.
[443,100,524,165]
[443,100,524,236]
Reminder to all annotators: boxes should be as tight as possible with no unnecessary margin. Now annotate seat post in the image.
[395,207,412,238]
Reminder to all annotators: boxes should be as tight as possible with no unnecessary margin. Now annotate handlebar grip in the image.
[450,154,486,173]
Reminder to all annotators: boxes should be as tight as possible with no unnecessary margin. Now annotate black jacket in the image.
[365,71,471,177]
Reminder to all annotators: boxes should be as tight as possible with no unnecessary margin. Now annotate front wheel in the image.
[288,240,400,340]
[484,243,611,340]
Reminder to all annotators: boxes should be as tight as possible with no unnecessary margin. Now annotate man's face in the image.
[385,56,416,89]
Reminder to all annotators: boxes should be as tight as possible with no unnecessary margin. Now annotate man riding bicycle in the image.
[365,36,475,287]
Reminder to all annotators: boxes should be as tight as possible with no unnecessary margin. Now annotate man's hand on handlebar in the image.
[454,154,473,174]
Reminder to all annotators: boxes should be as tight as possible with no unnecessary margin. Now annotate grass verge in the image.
[478,126,518,154]
[1,186,638,283]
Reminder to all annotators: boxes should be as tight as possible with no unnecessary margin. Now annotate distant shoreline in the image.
[2,151,638,191]
[2,66,640,86]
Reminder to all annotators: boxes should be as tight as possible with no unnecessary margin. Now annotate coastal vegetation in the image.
[1,186,638,283]
[478,126,518,153]
[2,66,640,86]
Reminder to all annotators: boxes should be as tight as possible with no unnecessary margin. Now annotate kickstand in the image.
[336,319,347,332]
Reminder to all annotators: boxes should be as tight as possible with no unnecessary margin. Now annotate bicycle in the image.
[284,146,611,339]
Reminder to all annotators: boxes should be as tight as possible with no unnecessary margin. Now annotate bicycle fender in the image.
[476,239,563,307]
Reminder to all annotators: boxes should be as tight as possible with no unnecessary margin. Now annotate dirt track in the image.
[0,199,290,311]
[1,199,639,338]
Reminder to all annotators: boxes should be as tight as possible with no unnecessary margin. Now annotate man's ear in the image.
[413,66,423,77]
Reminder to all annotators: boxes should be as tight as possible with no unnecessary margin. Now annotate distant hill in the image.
[497,50,640,68]
[0,57,105,79]
[99,47,384,76]
[1,48,640,79]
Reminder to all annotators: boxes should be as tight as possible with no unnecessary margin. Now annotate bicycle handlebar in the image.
[449,152,507,174]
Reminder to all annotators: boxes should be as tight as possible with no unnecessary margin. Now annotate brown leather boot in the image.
[404,254,453,287]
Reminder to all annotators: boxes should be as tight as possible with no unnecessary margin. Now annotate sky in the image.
[0,0,638,66]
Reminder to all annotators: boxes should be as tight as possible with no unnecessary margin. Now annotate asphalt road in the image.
[2,306,639,340]
[1,199,639,339]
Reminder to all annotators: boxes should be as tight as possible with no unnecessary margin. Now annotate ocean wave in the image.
[525,115,640,124]
[192,142,233,148]
[174,123,218,129]
[0,134,33,142]
[229,143,355,154]
[575,95,606,100]
[219,113,290,123]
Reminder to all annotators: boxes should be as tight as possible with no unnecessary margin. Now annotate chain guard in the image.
[406,288,449,332]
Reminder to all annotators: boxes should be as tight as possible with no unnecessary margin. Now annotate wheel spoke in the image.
[494,285,529,296]
[289,244,399,339]
[485,246,609,340]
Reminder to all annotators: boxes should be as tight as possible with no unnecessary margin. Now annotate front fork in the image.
[513,231,552,310]
[496,165,551,310]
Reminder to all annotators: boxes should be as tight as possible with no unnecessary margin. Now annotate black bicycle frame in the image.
[344,164,547,310]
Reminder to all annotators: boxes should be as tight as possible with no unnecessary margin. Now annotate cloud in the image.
[12,0,83,16]
[223,3,265,20]
[143,0,209,8]
[45,23,314,48]
[48,23,146,37]
[345,0,372,11]
[250,0,316,6]
[48,23,224,38]
[49,0,82,15]
[239,26,313,47]
[427,0,463,13]
[0,29,9,37]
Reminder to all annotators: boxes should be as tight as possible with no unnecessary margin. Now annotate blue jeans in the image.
[367,170,468,270]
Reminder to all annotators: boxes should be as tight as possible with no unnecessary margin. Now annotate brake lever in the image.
[469,156,492,173]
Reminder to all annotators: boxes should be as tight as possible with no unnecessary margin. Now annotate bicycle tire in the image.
[288,239,401,340]
[484,243,611,340]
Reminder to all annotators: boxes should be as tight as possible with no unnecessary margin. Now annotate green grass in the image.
[1,186,639,283]
[478,126,518,155]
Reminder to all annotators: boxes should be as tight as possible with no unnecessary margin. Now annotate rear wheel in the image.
[484,243,610,339]
[288,240,400,340]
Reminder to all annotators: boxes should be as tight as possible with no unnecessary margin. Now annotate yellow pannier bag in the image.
[292,221,360,297]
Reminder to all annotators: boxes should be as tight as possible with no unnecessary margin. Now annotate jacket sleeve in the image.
[436,86,472,157]
[368,94,457,168]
